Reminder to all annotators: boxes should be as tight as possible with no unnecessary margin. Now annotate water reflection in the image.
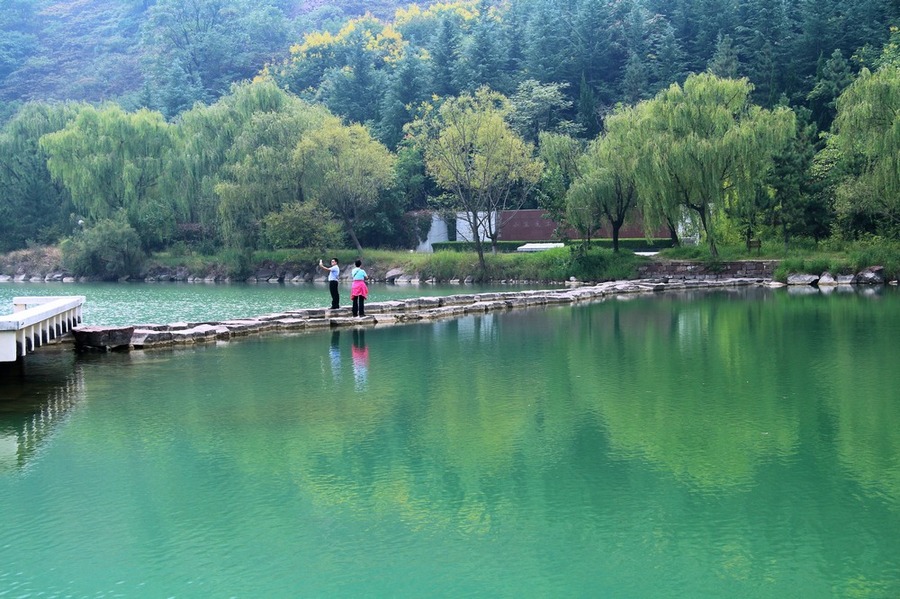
[329,330,341,381]
[351,329,369,390]
[1,288,899,596]
[0,354,85,471]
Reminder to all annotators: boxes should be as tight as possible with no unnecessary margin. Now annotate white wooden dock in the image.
[0,296,85,362]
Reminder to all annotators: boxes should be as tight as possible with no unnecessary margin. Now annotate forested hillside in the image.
[0,0,412,117]
[0,0,898,278]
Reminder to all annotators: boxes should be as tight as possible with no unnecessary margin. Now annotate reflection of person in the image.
[351,328,369,390]
[318,257,340,309]
[350,259,369,317]
[329,330,341,380]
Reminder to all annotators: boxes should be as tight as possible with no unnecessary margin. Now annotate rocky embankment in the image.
[72,277,769,353]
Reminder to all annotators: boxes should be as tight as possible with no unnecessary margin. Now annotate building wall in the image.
[415,209,670,251]
[497,209,668,241]
[415,213,449,253]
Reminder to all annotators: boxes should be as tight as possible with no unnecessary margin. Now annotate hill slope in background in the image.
[0,0,413,111]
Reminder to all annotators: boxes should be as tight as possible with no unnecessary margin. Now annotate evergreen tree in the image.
[456,1,504,93]
[318,30,383,126]
[807,49,854,133]
[141,0,293,117]
[576,73,600,138]
[0,102,82,251]
[707,34,740,79]
[622,53,651,104]
[429,16,461,98]
[524,0,574,86]
[733,0,787,106]
[377,50,429,149]
[769,106,829,246]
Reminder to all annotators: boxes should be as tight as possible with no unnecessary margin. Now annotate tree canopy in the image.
[630,73,795,256]
[0,0,899,267]
[410,87,543,270]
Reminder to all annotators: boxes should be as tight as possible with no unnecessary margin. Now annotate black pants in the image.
[352,295,365,317]
[329,280,339,309]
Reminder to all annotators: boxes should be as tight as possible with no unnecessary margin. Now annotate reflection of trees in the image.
[10,290,900,594]
[43,289,900,526]
[787,291,900,504]
[0,354,85,471]
[568,291,800,491]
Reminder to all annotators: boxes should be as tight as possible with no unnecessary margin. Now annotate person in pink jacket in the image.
[350,259,369,317]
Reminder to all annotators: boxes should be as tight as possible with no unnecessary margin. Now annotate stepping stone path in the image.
[71,277,769,353]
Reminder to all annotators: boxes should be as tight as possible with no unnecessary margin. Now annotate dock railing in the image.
[0,296,85,362]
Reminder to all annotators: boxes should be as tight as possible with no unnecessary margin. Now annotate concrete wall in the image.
[415,213,449,253]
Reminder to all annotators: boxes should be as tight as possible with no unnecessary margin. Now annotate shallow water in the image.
[1,286,899,597]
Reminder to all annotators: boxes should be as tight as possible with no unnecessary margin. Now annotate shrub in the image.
[61,217,145,279]
[260,201,343,251]
[569,247,642,281]
[419,250,474,280]
[219,248,253,279]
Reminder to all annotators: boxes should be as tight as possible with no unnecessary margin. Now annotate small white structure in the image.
[516,243,565,253]
[415,213,449,253]
[0,296,84,362]
[455,211,496,243]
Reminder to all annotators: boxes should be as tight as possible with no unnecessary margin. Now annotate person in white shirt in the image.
[318,258,340,309]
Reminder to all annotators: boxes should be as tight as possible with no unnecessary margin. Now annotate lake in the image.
[1,283,899,597]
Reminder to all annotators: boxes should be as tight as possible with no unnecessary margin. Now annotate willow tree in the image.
[537,131,584,235]
[294,117,396,252]
[633,73,795,257]
[212,93,333,249]
[410,87,543,271]
[170,80,324,248]
[830,65,900,237]
[566,104,644,252]
[40,104,179,249]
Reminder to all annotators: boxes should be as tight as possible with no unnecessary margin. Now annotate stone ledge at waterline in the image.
[72,277,768,353]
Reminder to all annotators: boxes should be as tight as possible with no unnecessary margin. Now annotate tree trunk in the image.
[666,217,680,246]
[698,206,718,258]
[345,217,363,253]
[474,236,487,274]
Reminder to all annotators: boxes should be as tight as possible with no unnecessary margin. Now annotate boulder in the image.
[818,272,837,286]
[856,266,885,285]
[385,268,404,282]
[73,326,135,351]
[787,273,819,286]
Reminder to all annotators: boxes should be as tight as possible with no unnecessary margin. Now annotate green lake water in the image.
[1,284,899,597]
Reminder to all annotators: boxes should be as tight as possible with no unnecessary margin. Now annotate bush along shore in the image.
[1,246,897,286]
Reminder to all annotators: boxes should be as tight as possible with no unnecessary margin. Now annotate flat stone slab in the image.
[73,325,135,351]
